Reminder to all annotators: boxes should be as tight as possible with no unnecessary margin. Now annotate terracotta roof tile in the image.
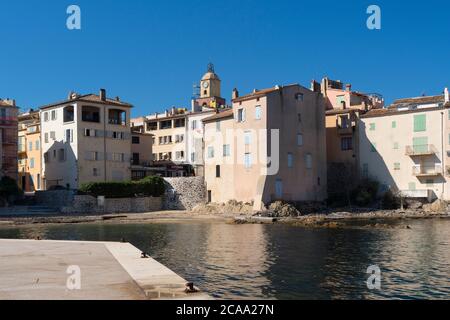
[202,109,234,122]
[40,93,132,110]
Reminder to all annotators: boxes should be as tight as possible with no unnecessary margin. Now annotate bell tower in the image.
[200,63,221,99]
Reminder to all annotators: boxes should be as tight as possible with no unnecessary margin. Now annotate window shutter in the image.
[242,109,246,122]
[414,114,426,132]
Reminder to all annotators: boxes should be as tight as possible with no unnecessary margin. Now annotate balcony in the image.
[405,144,438,157]
[412,164,442,177]
[400,189,433,199]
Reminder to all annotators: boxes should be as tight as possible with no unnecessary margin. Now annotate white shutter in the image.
[242,108,246,122]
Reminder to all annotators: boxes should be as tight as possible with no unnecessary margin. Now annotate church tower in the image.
[193,63,226,110]
[200,63,221,98]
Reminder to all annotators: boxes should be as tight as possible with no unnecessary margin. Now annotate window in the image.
[35,140,40,150]
[369,123,376,131]
[175,134,184,143]
[51,110,57,121]
[44,112,49,122]
[275,179,283,199]
[63,106,74,122]
[371,143,377,152]
[255,106,262,120]
[112,153,125,162]
[223,144,231,157]
[394,163,400,170]
[50,131,56,140]
[298,114,302,123]
[394,142,399,150]
[191,152,195,162]
[108,109,126,125]
[237,108,245,122]
[392,121,397,129]
[30,158,35,169]
[305,154,312,169]
[175,151,184,160]
[44,152,49,163]
[58,149,66,162]
[362,163,369,178]
[207,146,214,158]
[65,129,73,143]
[287,153,293,168]
[93,168,100,177]
[216,165,221,178]
[336,95,346,108]
[414,114,426,132]
[341,137,353,151]
[191,120,198,130]
[82,106,100,123]
[296,93,304,102]
[28,141,33,152]
[147,122,158,131]
[174,118,185,128]
[132,153,140,165]
[244,153,252,169]
[297,133,303,146]
[160,120,172,129]
[132,136,140,144]
[112,131,124,140]
[244,131,251,145]
[216,121,221,132]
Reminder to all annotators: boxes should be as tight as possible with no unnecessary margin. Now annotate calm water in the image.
[0,219,449,299]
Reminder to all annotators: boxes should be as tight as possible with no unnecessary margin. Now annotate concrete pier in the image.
[0,239,210,300]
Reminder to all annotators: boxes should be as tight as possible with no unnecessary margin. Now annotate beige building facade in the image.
[359,91,450,201]
[40,90,133,189]
[18,110,42,191]
[203,84,327,210]
[0,98,19,182]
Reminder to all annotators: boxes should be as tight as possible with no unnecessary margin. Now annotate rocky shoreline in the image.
[0,206,449,229]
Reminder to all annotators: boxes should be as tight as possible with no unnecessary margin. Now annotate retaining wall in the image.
[163,177,206,210]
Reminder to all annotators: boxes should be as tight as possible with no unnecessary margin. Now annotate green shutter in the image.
[408,182,416,191]
[392,121,397,128]
[413,137,428,153]
[394,142,399,149]
[414,114,426,132]
[369,123,376,131]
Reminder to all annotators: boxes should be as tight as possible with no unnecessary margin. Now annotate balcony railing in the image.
[400,189,431,199]
[412,164,442,177]
[405,144,438,156]
[337,124,354,135]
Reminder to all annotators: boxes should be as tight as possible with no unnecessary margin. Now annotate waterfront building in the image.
[358,89,450,201]
[135,64,228,177]
[130,126,154,180]
[40,89,133,189]
[203,84,327,211]
[0,98,19,182]
[311,78,384,186]
[18,110,42,191]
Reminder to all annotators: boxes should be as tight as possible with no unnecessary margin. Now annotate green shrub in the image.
[79,176,165,198]
[350,179,380,207]
[381,190,401,209]
[0,176,22,198]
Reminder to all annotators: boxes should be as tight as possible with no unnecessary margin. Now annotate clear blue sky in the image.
[1,0,449,117]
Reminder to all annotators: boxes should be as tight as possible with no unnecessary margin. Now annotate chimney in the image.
[100,89,106,101]
[445,87,449,104]
[232,88,239,100]
[165,109,169,117]
[346,84,352,92]
[171,106,176,115]
[115,96,120,102]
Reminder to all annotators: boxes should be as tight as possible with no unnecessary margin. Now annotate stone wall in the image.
[163,177,206,210]
[35,190,75,209]
[61,195,162,214]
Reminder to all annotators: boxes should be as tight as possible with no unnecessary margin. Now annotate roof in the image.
[326,108,362,116]
[390,95,444,107]
[40,93,133,110]
[0,100,18,108]
[232,84,299,103]
[202,109,234,122]
[201,71,220,81]
[362,105,447,119]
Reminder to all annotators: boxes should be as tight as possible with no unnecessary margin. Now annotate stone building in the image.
[203,84,327,211]
[40,89,133,189]
[0,98,19,182]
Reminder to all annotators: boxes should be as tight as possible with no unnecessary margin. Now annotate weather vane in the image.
[207,62,215,73]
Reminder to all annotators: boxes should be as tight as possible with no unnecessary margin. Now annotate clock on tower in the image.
[200,63,221,99]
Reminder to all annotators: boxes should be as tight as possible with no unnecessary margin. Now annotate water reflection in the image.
[0,219,449,299]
